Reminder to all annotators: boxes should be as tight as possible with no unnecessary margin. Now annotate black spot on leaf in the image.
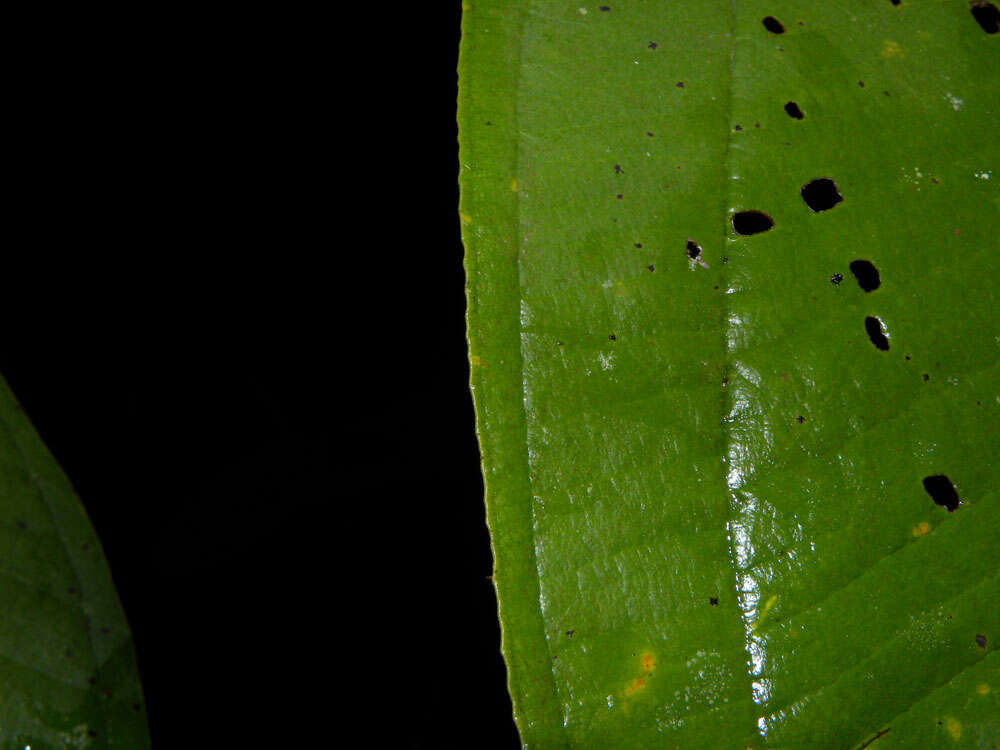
[831,273,843,285]
[762,16,785,33]
[923,475,960,512]
[971,2,999,33]
[686,240,703,259]
[785,101,804,119]
[976,634,988,648]
[865,316,889,350]
[849,260,881,292]
[709,597,719,606]
[801,178,843,212]
[732,211,774,235]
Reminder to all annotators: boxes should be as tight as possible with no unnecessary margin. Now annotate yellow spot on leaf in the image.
[944,716,961,741]
[913,521,932,537]
[510,178,518,192]
[881,40,903,58]
[762,594,778,616]
[977,683,991,695]
[470,355,483,367]
[624,677,645,697]
[641,653,655,672]
[460,212,473,225]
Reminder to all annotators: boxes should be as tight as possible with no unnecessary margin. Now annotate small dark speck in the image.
[648,42,658,49]
[16,520,27,529]
[88,730,98,739]
[931,177,939,184]
[883,90,891,96]
[858,80,865,87]
[722,256,729,264]
[676,81,685,88]
[81,543,90,551]
[798,20,804,25]
[709,597,719,606]
[132,703,142,712]
[88,677,97,686]
[599,5,610,10]
[796,415,805,424]
[608,334,616,341]
[616,194,623,200]
[485,121,492,126]
[975,634,987,648]
[646,131,654,136]
[634,243,642,248]
[100,626,110,634]
[923,373,930,381]
[733,124,743,131]
[614,164,623,174]
[762,16,785,33]
[754,122,761,128]
[67,587,77,595]
[647,265,655,272]
[566,629,575,637]
[686,240,703,259]
[890,0,900,5]
[831,273,843,285]
[905,355,911,361]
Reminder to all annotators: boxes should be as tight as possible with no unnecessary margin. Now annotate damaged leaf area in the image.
[459,1,998,748]
[0,376,149,748]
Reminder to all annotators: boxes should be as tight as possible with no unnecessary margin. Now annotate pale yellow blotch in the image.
[509,178,518,192]
[460,212,472,225]
[881,40,904,58]
[614,280,628,298]
[752,594,778,632]
[913,521,932,537]
[977,683,991,695]
[641,652,655,673]
[470,355,483,367]
[762,594,778,616]
[944,716,962,741]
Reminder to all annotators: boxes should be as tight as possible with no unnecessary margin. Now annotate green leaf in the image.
[0,376,148,748]
[459,1,999,747]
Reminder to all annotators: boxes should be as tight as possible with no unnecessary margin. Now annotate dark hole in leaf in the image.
[785,101,804,119]
[732,211,774,235]
[865,316,889,350]
[831,273,843,285]
[801,178,843,212]
[970,2,999,33]
[762,16,785,33]
[890,0,901,5]
[849,260,881,291]
[686,240,702,259]
[796,415,805,423]
[976,634,987,648]
[923,475,960,511]
[709,597,719,606]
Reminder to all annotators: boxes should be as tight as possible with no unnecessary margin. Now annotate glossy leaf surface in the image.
[459,1,999,747]
[0,376,148,748]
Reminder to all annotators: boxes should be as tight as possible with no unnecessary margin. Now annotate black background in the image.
[7,2,518,747]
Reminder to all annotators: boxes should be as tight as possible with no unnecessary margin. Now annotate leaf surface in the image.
[460,1,999,747]
[0,376,148,748]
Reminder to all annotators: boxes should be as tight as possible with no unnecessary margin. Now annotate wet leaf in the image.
[0,377,148,748]
[459,1,999,747]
